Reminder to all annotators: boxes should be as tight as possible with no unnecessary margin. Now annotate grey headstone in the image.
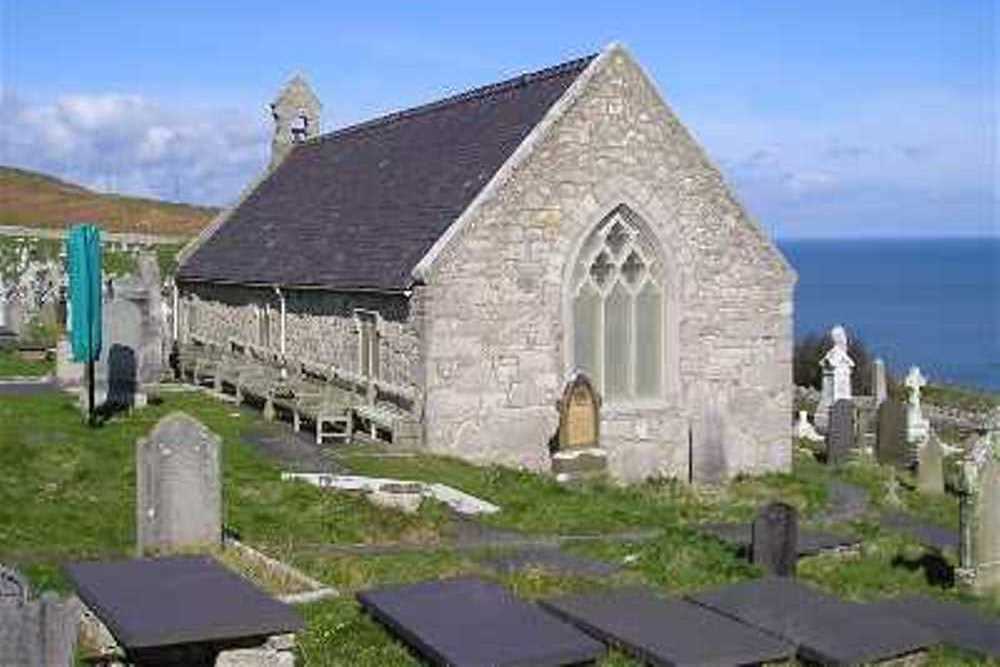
[917,432,945,495]
[751,502,799,576]
[958,431,1000,598]
[136,413,222,555]
[825,399,856,465]
[0,564,30,604]
[540,589,793,666]
[693,400,728,484]
[877,398,907,467]
[356,577,605,666]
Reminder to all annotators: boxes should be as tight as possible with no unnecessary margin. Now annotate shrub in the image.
[793,328,882,396]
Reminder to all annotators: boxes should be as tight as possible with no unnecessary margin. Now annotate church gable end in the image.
[420,44,794,481]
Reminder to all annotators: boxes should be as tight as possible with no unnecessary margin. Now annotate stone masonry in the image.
[419,47,794,480]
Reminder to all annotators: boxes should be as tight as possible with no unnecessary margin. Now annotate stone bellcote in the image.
[269,74,321,170]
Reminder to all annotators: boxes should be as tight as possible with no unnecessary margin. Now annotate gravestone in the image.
[876,398,907,468]
[136,412,222,555]
[751,502,799,577]
[957,413,1000,598]
[693,398,728,484]
[917,431,945,495]
[557,373,600,450]
[0,564,30,604]
[904,366,930,451]
[825,399,856,465]
[84,258,163,412]
[815,325,854,433]
[873,358,887,407]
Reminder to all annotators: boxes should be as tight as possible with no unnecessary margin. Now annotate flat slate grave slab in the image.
[356,577,605,666]
[689,577,939,665]
[870,595,1000,659]
[698,523,860,556]
[540,587,794,666]
[65,555,304,651]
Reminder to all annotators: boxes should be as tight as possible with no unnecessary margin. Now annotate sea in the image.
[777,238,999,393]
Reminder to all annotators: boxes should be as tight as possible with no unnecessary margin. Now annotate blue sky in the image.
[1,1,995,238]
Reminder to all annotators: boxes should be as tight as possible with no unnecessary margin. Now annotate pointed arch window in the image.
[571,208,664,401]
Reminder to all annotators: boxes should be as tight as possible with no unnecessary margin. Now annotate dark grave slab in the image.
[870,595,1000,659]
[698,523,860,557]
[356,577,605,666]
[64,555,304,653]
[541,587,793,666]
[752,502,799,576]
[880,511,960,551]
[689,577,939,665]
[482,547,619,578]
[826,399,857,465]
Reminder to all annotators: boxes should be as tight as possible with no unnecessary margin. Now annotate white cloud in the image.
[0,90,269,205]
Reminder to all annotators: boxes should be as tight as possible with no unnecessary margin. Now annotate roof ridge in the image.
[309,53,597,144]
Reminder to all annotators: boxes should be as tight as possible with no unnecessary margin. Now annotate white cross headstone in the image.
[873,358,887,407]
[815,325,855,432]
[904,365,930,447]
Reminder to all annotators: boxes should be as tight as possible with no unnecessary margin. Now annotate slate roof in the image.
[178,54,596,290]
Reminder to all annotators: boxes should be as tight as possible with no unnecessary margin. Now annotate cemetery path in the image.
[241,416,349,474]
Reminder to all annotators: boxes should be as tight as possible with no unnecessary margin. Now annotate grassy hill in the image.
[0,166,219,237]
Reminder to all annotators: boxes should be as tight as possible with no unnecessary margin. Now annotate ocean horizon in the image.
[777,237,999,393]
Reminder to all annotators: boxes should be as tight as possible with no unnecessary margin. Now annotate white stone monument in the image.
[815,325,854,432]
[903,366,930,448]
[793,410,824,442]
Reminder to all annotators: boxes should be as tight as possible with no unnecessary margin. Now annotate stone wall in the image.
[419,47,794,481]
[181,282,423,396]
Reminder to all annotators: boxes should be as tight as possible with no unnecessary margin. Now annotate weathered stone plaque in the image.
[558,373,600,451]
[137,412,222,555]
[751,502,799,577]
[877,398,907,468]
[825,399,856,465]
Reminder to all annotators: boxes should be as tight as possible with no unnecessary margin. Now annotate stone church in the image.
[176,43,796,482]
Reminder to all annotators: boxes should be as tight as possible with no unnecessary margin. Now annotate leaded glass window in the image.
[570,207,664,401]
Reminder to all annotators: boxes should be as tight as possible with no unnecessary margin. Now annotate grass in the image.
[0,389,447,592]
[5,389,1000,665]
[0,349,54,377]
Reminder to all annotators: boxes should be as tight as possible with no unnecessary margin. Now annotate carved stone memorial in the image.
[958,412,1000,599]
[751,502,799,577]
[557,373,600,450]
[137,412,222,555]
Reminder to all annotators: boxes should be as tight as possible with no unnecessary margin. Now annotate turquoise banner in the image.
[67,225,103,363]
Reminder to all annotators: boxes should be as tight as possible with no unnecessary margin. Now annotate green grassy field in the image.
[0,349,54,377]
[2,389,997,665]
